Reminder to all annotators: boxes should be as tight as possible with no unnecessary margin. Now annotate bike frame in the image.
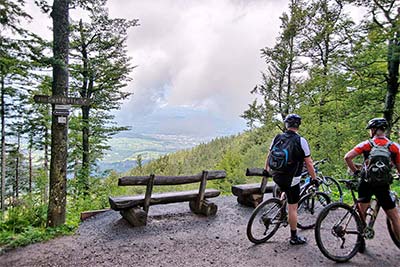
[338,180,380,239]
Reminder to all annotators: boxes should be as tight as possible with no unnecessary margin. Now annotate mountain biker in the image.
[266,114,318,245]
[344,118,400,242]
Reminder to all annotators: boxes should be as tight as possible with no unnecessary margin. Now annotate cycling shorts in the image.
[282,183,301,204]
[358,179,395,210]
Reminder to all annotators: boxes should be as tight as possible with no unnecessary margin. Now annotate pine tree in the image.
[68,2,138,194]
[0,0,34,214]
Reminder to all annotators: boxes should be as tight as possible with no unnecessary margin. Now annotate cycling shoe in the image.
[290,235,307,245]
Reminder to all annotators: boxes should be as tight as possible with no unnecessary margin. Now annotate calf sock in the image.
[291,229,297,239]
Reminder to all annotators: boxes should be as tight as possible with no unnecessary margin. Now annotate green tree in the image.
[242,0,306,128]
[351,0,400,134]
[0,0,33,214]
[29,77,52,200]
[68,3,138,194]
[296,0,357,158]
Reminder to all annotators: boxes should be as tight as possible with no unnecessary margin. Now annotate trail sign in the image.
[34,95,90,106]
[53,104,71,116]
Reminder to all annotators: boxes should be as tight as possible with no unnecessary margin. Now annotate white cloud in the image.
[109,0,289,135]
[24,0,289,137]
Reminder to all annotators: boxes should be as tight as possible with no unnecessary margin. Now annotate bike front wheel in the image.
[247,197,283,244]
[314,202,364,263]
[297,191,330,229]
[386,192,400,248]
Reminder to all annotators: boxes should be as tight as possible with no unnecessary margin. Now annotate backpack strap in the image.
[384,141,393,149]
[368,139,376,148]
[271,133,283,148]
[369,139,393,149]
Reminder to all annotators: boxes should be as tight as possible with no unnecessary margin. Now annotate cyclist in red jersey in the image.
[344,118,400,241]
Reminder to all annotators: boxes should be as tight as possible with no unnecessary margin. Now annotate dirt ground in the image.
[0,195,399,267]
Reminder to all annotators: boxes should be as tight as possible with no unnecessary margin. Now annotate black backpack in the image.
[366,139,393,186]
[268,132,300,175]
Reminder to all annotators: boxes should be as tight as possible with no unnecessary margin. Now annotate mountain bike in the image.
[247,184,330,244]
[273,158,343,202]
[314,179,400,262]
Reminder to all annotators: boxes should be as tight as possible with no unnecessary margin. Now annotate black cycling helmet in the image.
[366,118,388,130]
[284,113,301,128]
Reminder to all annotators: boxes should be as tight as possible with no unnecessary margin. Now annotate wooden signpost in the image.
[33,94,90,124]
[33,95,91,106]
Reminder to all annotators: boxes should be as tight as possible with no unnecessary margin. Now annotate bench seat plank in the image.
[109,189,220,211]
[231,183,274,196]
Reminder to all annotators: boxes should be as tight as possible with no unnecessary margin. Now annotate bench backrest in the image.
[245,168,271,194]
[245,168,270,177]
[118,170,226,186]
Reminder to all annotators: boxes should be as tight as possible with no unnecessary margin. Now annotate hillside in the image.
[121,126,283,192]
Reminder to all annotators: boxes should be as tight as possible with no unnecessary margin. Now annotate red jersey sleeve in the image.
[389,142,400,164]
[353,140,371,155]
[353,138,400,164]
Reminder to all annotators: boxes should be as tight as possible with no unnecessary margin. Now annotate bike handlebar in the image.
[313,158,328,167]
[300,158,328,177]
[338,179,359,191]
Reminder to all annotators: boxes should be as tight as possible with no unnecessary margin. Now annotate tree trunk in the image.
[79,20,90,195]
[384,37,400,135]
[44,125,49,204]
[81,105,90,194]
[15,131,20,199]
[47,0,70,227]
[29,147,32,193]
[1,76,5,215]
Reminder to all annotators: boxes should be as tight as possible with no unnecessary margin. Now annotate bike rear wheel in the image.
[247,198,283,244]
[319,176,343,202]
[297,191,330,229]
[314,202,364,263]
[386,193,400,248]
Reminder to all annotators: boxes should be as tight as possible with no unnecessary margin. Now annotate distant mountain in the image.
[96,132,213,174]
[96,159,146,174]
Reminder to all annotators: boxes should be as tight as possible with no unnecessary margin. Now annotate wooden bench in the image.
[109,170,226,227]
[231,168,274,207]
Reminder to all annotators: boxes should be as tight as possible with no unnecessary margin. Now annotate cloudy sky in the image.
[26,0,289,137]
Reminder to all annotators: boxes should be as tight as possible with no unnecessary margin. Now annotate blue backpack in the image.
[268,133,300,175]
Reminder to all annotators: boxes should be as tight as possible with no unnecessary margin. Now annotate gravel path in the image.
[0,195,399,267]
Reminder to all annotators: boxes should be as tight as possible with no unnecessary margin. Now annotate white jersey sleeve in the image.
[300,137,311,157]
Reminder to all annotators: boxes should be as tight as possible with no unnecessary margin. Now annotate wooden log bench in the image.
[109,170,226,227]
[231,168,274,207]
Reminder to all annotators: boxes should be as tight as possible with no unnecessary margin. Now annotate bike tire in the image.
[386,194,400,248]
[297,191,330,229]
[246,197,283,244]
[314,202,364,263]
[319,176,343,203]
[272,184,282,198]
